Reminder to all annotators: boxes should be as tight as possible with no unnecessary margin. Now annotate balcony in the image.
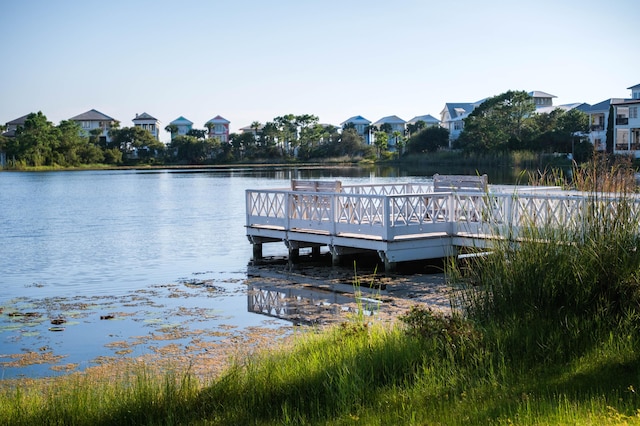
[616,118,629,125]
[590,125,604,131]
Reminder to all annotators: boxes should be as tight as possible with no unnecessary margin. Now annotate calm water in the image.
[0,165,522,378]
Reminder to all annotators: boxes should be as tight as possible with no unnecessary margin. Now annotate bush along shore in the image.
[3,159,640,425]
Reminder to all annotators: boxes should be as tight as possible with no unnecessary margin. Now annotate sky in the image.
[1,0,638,142]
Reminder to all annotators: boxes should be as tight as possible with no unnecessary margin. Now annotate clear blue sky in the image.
[1,0,638,142]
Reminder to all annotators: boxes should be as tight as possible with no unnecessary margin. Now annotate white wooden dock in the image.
[245,178,640,270]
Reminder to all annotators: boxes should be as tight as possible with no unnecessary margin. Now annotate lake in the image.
[0,165,520,379]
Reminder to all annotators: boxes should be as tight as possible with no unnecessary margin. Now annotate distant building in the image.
[340,115,372,145]
[612,84,640,157]
[205,115,230,142]
[132,112,161,140]
[168,116,193,140]
[440,101,482,145]
[3,114,30,137]
[407,114,440,128]
[372,115,406,150]
[69,109,118,144]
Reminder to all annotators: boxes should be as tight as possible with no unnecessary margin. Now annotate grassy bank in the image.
[3,161,640,424]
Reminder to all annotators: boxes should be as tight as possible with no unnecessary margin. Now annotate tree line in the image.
[0,90,593,168]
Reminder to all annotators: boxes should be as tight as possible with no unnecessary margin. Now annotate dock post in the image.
[252,243,263,261]
[384,259,397,273]
[330,246,341,266]
[289,247,300,263]
[311,246,321,258]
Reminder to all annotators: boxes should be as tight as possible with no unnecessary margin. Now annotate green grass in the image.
[3,159,640,424]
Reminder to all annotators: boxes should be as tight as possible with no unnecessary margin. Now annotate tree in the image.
[392,130,404,156]
[186,129,207,139]
[110,126,164,161]
[456,90,535,152]
[406,120,426,137]
[11,112,58,166]
[606,104,614,154]
[165,124,178,140]
[250,121,262,145]
[373,131,388,158]
[406,126,450,154]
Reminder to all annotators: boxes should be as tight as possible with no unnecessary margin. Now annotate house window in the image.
[631,107,638,119]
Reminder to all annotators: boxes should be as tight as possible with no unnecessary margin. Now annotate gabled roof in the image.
[6,114,30,126]
[441,103,476,121]
[133,112,158,121]
[69,109,115,121]
[627,84,640,90]
[340,115,371,126]
[373,115,406,126]
[205,115,230,125]
[170,116,193,126]
[407,114,439,124]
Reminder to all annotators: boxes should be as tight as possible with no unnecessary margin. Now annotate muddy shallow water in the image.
[0,258,452,380]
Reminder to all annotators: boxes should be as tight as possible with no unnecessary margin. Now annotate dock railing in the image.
[246,182,640,245]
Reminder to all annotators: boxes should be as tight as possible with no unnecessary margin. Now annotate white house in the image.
[340,115,372,145]
[132,112,161,140]
[440,101,481,145]
[168,116,193,140]
[69,109,118,144]
[612,85,640,157]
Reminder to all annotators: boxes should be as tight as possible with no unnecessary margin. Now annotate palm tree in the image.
[250,121,262,145]
[165,124,178,141]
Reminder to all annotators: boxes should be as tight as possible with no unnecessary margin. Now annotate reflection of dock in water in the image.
[247,283,381,325]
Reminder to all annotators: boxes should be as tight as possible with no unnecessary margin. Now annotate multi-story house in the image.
[69,109,118,144]
[612,84,640,157]
[440,101,481,146]
[205,115,230,143]
[580,99,625,151]
[168,116,193,140]
[340,116,372,145]
[373,115,406,150]
[132,112,161,140]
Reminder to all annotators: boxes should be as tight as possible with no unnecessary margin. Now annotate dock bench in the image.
[433,174,488,192]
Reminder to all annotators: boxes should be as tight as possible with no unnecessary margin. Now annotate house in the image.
[168,116,193,140]
[612,84,640,157]
[529,90,556,111]
[3,114,30,137]
[406,114,440,136]
[239,123,264,138]
[205,115,230,143]
[440,101,482,145]
[69,109,118,144]
[407,114,440,128]
[132,112,161,140]
[372,115,406,150]
[340,115,372,145]
[579,99,625,151]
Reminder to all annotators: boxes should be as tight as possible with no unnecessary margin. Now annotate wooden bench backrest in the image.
[433,174,488,192]
[291,179,342,193]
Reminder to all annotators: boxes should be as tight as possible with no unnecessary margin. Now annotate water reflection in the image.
[247,282,381,326]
